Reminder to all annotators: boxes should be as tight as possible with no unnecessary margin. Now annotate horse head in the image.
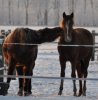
[61,12,74,42]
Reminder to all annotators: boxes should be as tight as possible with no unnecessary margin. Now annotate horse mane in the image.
[60,20,64,29]
[24,28,41,43]
[11,28,41,44]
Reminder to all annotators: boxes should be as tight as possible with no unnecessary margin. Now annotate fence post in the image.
[0,37,4,82]
[0,29,12,82]
[0,60,3,82]
[91,30,95,61]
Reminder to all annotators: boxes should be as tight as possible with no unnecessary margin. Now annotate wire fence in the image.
[0,75,98,81]
[1,42,98,47]
[0,42,97,80]
[0,29,98,82]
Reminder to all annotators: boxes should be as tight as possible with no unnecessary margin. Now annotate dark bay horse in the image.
[58,12,93,96]
[2,27,63,96]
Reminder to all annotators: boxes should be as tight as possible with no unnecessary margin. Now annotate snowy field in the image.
[0,26,98,100]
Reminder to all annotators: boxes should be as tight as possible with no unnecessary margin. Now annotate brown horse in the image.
[58,12,93,96]
[2,27,63,96]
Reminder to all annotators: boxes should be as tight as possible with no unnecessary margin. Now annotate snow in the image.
[0,26,98,100]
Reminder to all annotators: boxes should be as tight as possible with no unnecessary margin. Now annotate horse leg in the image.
[58,56,66,95]
[23,65,32,96]
[71,61,77,96]
[6,58,16,94]
[27,70,33,95]
[23,66,29,96]
[27,63,35,95]
[76,61,83,96]
[82,59,89,96]
[16,66,23,96]
[83,69,88,96]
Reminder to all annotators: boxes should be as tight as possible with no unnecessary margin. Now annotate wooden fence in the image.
[92,30,98,61]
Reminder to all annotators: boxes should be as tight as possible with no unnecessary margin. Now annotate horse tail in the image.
[80,60,85,74]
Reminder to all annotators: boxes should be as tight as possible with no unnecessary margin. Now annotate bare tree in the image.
[24,0,29,25]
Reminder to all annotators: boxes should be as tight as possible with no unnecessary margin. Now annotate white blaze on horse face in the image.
[65,21,71,42]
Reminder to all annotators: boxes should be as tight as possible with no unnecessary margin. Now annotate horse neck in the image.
[38,27,63,43]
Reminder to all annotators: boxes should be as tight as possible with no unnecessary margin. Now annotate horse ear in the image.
[71,12,74,18]
[63,12,66,18]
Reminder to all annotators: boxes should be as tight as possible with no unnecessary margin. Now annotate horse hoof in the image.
[24,91,31,96]
[78,92,82,97]
[17,89,23,96]
[58,91,62,95]
[28,91,32,95]
[3,91,8,96]
[73,93,77,96]
[18,92,23,96]
[82,92,86,96]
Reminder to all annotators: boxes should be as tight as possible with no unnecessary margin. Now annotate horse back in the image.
[74,28,93,45]
[2,28,38,65]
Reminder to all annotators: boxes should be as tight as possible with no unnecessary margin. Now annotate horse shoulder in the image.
[74,28,92,37]
[73,28,93,44]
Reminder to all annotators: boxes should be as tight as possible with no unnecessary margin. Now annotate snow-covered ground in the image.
[0,26,98,100]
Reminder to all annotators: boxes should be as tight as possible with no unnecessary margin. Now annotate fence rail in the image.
[1,42,98,47]
[0,75,98,81]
